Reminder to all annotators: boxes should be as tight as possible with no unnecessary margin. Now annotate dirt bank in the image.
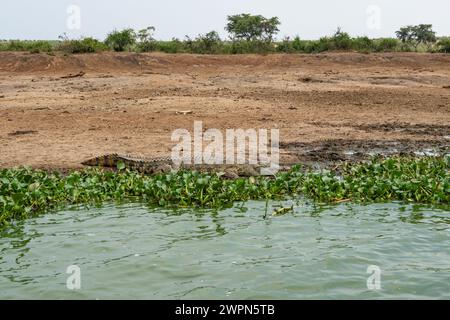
[0,51,449,170]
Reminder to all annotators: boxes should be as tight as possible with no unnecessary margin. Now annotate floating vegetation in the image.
[0,156,448,227]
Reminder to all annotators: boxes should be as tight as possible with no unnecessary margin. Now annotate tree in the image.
[395,24,436,49]
[414,24,437,45]
[225,14,280,42]
[137,26,155,43]
[396,26,414,43]
[136,26,156,52]
[105,28,136,52]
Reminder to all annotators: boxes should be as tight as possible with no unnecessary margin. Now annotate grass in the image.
[0,40,57,53]
[0,156,448,228]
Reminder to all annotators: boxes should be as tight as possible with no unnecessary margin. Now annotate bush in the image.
[353,36,374,53]
[154,38,185,53]
[57,37,107,53]
[291,36,304,52]
[0,40,54,53]
[437,38,450,53]
[228,40,275,54]
[136,27,157,52]
[105,29,136,52]
[331,28,352,50]
[276,37,296,53]
[373,38,399,52]
[188,31,223,54]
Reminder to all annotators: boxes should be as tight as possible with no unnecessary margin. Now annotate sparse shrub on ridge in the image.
[373,38,399,52]
[352,36,374,53]
[0,40,54,53]
[57,34,107,53]
[437,37,450,53]
[136,26,157,52]
[185,31,223,54]
[154,38,185,53]
[105,28,136,52]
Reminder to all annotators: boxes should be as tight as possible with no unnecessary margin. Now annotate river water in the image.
[0,201,449,299]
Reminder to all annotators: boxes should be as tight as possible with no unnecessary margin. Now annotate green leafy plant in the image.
[0,157,448,228]
[437,37,450,53]
[186,31,222,54]
[395,24,437,50]
[136,26,157,52]
[225,14,280,42]
[0,40,54,53]
[105,28,136,52]
[57,34,107,53]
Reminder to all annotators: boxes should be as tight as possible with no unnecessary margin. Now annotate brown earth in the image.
[0,51,449,170]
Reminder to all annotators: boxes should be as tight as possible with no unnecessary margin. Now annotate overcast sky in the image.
[1,0,449,40]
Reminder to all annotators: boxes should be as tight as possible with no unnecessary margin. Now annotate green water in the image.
[0,201,449,299]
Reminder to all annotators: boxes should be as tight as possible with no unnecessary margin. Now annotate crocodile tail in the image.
[82,154,119,168]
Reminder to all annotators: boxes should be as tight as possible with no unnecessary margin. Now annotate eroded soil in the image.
[0,52,449,170]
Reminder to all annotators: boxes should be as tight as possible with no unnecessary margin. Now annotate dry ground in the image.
[0,51,449,170]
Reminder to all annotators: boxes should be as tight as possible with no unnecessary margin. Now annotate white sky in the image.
[1,0,449,40]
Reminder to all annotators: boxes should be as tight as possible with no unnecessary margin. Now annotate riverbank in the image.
[0,156,448,227]
[0,52,449,170]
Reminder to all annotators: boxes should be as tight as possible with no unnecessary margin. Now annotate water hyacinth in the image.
[0,156,448,227]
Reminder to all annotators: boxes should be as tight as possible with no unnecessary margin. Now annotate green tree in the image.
[105,28,136,52]
[396,26,414,43]
[395,24,436,49]
[136,26,156,52]
[137,26,155,42]
[414,24,437,44]
[225,14,280,42]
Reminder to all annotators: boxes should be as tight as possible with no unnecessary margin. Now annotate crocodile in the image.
[81,154,278,179]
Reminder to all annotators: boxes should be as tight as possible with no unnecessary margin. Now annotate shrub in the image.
[193,31,222,54]
[331,28,352,50]
[291,36,304,52]
[136,26,157,52]
[300,40,322,53]
[0,40,54,53]
[276,37,295,53]
[353,36,374,53]
[105,29,136,52]
[229,40,275,54]
[57,37,107,53]
[437,38,450,53]
[374,38,399,52]
[154,38,185,53]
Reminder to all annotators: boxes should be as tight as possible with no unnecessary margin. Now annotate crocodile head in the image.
[81,154,120,167]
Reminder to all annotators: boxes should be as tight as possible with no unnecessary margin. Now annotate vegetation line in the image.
[0,156,448,227]
[1,14,450,54]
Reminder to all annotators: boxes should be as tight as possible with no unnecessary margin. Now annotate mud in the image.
[281,139,449,168]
